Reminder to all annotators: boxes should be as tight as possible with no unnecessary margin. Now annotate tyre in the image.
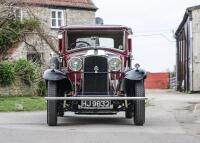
[125,104,133,118]
[47,81,58,126]
[134,80,145,126]
[125,110,133,118]
[57,79,67,117]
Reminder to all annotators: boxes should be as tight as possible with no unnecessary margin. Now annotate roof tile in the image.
[20,0,97,10]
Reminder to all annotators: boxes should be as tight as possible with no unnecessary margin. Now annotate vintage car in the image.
[43,25,147,126]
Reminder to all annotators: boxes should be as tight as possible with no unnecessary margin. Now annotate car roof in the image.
[60,25,130,31]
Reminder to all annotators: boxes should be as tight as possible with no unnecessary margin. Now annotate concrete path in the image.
[0,90,200,143]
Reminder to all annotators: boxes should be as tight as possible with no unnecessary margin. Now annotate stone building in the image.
[175,5,200,92]
[6,0,97,65]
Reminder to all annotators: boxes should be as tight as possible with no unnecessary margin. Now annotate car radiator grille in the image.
[83,56,108,95]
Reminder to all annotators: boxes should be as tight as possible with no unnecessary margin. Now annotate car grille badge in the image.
[94,49,98,55]
[94,66,99,73]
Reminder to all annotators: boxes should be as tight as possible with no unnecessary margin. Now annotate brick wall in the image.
[145,73,169,89]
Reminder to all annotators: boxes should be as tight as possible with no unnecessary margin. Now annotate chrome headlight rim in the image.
[68,57,82,71]
[109,57,122,71]
[50,63,56,69]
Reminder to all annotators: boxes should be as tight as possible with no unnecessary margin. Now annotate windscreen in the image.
[67,30,124,50]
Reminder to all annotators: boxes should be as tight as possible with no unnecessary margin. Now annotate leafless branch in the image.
[24,6,59,54]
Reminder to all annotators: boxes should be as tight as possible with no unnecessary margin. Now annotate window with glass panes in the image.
[51,10,64,28]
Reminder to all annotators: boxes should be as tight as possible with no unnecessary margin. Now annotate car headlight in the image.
[68,57,82,71]
[109,58,122,71]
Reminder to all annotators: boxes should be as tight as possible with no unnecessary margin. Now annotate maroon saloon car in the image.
[43,25,147,126]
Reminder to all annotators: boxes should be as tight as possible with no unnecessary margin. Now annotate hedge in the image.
[0,59,46,96]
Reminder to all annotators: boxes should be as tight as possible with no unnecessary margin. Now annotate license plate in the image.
[80,100,112,109]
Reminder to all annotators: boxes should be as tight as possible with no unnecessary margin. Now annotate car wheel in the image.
[125,104,133,118]
[47,81,58,126]
[125,110,133,118]
[134,80,145,126]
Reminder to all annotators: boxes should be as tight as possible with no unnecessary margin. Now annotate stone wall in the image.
[0,77,35,96]
[10,43,27,60]
[13,6,96,66]
[66,9,96,25]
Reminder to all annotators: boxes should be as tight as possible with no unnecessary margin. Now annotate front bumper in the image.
[45,96,148,101]
[45,96,148,114]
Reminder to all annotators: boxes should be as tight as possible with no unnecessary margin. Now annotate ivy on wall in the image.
[0,19,40,58]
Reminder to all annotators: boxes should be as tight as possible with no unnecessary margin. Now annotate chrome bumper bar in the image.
[45,96,148,101]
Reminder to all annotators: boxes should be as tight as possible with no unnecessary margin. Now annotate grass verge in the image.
[0,96,46,112]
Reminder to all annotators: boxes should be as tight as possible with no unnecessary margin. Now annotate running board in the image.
[45,96,148,101]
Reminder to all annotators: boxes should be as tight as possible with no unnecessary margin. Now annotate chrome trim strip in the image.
[45,96,148,101]
[67,46,126,54]
[68,72,122,74]
[82,57,85,95]
[74,72,77,95]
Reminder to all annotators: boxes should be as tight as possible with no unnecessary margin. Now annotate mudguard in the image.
[124,68,147,81]
[43,69,73,93]
[43,69,67,81]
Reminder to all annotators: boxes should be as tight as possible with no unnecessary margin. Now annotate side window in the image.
[27,52,43,65]
[51,10,64,28]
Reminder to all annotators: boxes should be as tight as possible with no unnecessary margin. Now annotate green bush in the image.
[0,61,15,86]
[36,80,47,97]
[0,59,46,96]
[13,59,46,96]
[13,59,40,85]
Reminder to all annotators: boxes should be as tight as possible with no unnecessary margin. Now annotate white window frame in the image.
[51,9,64,28]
